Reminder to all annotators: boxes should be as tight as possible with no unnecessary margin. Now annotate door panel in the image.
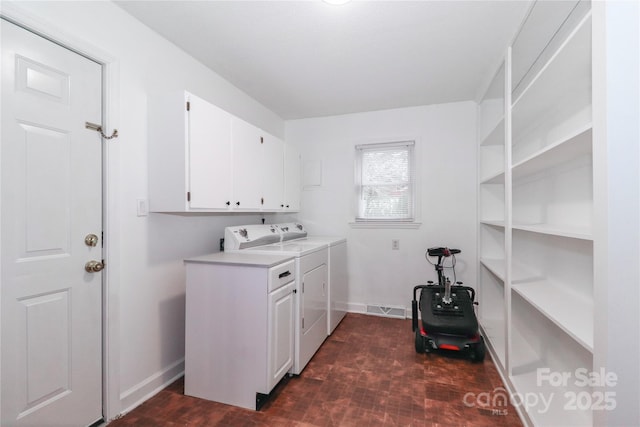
[188,93,232,209]
[268,283,294,390]
[231,117,262,209]
[21,123,71,258]
[1,19,103,426]
[261,134,284,210]
[302,264,327,334]
[23,290,71,408]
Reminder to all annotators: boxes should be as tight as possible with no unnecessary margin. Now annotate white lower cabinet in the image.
[267,281,295,391]
[184,255,295,410]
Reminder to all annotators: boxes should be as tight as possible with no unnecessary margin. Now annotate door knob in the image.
[85,260,104,273]
[85,233,99,247]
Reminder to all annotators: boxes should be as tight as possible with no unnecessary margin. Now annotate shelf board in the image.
[479,316,506,368]
[480,258,505,281]
[510,326,542,376]
[480,170,505,185]
[480,117,505,147]
[512,223,592,241]
[512,14,591,142]
[512,280,593,352]
[512,125,592,181]
[480,220,505,228]
[510,370,592,427]
[481,258,545,284]
[511,261,545,285]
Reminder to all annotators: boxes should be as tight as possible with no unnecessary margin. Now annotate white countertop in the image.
[184,251,294,268]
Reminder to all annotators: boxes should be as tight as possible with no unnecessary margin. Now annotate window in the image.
[355,141,415,223]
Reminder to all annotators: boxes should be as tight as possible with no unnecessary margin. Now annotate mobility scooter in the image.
[411,247,485,362]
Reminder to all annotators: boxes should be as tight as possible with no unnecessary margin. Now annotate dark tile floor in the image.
[108,313,522,427]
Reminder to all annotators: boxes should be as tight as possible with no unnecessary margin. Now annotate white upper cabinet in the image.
[231,117,263,210]
[188,94,233,209]
[149,90,297,213]
[261,133,285,211]
[283,143,301,211]
[231,118,286,211]
[148,91,232,212]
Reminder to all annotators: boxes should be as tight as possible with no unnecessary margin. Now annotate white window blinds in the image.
[356,141,415,221]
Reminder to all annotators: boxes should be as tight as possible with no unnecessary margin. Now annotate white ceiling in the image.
[115,1,531,120]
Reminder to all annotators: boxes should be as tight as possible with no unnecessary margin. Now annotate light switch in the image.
[137,198,149,217]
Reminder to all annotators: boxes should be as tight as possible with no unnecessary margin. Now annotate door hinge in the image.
[260,136,264,144]
[187,191,191,202]
[302,318,304,329]
[261,197,264,205]
[186,101,190,111]
[302,282,304,293]
[101,231,104,248]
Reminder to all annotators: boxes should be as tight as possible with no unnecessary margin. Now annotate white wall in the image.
[1,0,284,419]
[592,1,640,425]
[3,1,479,420]
[284,102,478,312]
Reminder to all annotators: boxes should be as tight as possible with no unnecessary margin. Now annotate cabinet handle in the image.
[281,204,284,208]
[236,201,240,206]
[226,201,230,206]
[278,271,291,279]
[286,205,290,208]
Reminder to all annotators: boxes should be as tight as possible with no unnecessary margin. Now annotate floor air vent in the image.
[366,304,406,319]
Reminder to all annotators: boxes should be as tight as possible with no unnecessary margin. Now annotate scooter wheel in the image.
[415,329,426,354]
[470,336,486,362]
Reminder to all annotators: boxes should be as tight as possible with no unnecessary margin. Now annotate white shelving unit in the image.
[477,4,595,426]
[511,291,593,427]
[512,280,593,351]
[478,62,507,369]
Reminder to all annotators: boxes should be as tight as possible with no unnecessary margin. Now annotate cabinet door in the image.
[284,143,301,211]
[262,134,284,210]
[231,117,262,209]
[188,94,232,209]
[267,282,294,391]
[302,264,328,334]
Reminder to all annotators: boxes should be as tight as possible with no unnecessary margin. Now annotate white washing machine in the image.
[224,224,329,375]
[273,223,348,335]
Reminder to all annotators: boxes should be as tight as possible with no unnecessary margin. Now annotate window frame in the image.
[352,140,419,228]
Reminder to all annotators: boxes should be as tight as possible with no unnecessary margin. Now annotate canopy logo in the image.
[462,368,618,415]
[462,386,552,415]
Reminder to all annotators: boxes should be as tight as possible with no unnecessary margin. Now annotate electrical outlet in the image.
[392,239,400,250]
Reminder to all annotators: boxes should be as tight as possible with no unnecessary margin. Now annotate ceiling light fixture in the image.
[322,0,352,5]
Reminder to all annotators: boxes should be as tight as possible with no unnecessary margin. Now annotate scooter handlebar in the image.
[427,247,460,257]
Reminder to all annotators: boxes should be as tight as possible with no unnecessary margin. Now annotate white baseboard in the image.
[118,358,185,417]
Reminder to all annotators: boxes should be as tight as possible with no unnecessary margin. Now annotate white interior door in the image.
[1,19,103,426]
